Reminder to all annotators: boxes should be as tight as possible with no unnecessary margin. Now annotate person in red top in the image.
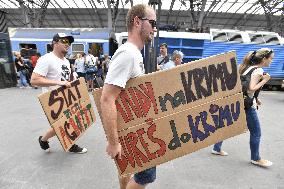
[30,52,41,71]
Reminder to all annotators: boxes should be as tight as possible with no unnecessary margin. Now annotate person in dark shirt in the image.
[14,52,30,88]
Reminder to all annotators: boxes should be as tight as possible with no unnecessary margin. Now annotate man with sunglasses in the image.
[100,4,157,189]
[31,33,87,154]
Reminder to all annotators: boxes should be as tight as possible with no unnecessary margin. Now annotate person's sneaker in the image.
[69,144,87,154]
[38,136,50,151]
[211,149,228,156]
[251,159,273,167]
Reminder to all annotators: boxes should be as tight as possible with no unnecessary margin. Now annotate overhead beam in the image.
[89,0,104,27]
[166,0,176,24]
[80,0,98,27]
[37,0,51,27]
[63,0,81,27]
[197,0,207,31]
[52,0,75,27]
[232,0,262,26]
[221,0,250,27]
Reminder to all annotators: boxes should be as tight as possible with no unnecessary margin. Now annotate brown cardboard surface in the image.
[38,77,90,124]
[38,77,96,151]
[115,93,246,175]
[52,99,96,151]
[92,51,247,175]
[93,51,241,131]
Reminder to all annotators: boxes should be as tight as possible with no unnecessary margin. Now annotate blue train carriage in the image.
[8,27,109,60]
[116,29,284,90]
[204,29,284,90]
[116,30,210,63]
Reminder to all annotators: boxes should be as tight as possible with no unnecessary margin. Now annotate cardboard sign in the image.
[93,51,247,175]
[38,77,96,151]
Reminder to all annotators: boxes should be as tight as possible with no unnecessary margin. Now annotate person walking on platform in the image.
[74,53,86,79]
[100,4,157,189]
[31,33,87,154]
[85,49,98,91]
[212,48,274,168]
[14,52,30,89]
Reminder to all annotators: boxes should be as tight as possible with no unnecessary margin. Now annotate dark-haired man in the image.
[31,33,87,154]
[157,43,170,70]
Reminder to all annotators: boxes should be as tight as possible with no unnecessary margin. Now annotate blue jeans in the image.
[212,107,261,161]
[213,141,223,152]
[133,167,156,185]
[246,107,261,161]
[19,70,28,87]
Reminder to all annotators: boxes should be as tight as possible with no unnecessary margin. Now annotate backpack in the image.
[240,67,261,109]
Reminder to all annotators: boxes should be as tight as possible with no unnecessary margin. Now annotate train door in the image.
[88,43,103,57]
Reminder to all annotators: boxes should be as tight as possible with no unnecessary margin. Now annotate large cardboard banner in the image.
[93,51,247,175]
[38,77,96,151]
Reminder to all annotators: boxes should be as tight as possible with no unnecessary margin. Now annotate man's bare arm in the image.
[31,72,70,87]
[100,83,122,146]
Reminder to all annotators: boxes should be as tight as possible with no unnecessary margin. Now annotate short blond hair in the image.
[126,4,147,32]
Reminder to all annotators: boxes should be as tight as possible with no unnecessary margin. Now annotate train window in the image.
[72,43,84,55]
[19,43,37,59]
[212,32,228,42]
[263,35,280,45]
[227,33,243,43]
[249,34,265,44]
[46,44,53,53]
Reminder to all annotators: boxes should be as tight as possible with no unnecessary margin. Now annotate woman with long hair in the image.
[212,48,274,167]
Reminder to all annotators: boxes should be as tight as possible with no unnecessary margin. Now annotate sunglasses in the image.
[138,17,157,29]
[58,38,70,45]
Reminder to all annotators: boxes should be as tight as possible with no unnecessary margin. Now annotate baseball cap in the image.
[52,33,74,43]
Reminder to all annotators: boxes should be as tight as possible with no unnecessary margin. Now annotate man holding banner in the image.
[31,33,87,154]
[100,4,157,189]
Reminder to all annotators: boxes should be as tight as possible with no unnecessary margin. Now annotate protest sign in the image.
[38,77,96,151]
[93,51,247,175]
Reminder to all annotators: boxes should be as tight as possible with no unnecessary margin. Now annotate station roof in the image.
[0,0,283,15]
[1,0,283,35]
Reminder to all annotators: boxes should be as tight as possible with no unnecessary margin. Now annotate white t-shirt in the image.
[243,66,264,107]
[160,60,175,70]
[33,52,71,92]
[85,54,98,66]
[105,42,144,88]
[74,57,85,73]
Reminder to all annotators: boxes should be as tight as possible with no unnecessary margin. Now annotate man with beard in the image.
[100,4,157,189]
[31,33,87,154]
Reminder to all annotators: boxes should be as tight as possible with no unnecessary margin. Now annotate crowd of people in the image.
[14,43,110,92]
[14,3,275,189]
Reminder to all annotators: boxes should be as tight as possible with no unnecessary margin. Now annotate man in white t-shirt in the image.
[100,4,157,189]
[31,33,87,154]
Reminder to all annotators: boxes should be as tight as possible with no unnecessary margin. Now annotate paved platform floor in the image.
[0,88,283,189]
